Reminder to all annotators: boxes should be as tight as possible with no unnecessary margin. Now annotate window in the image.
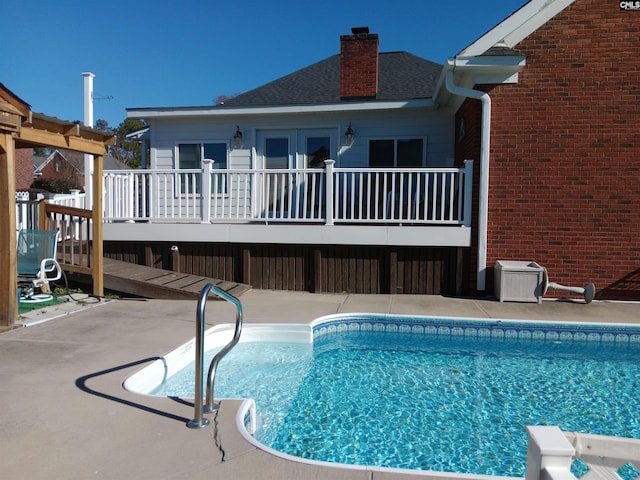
[178,143,227,169]
[306,136,330,168]
[265,138,289,169]
[369,138,424,167]
[177,142,228,193]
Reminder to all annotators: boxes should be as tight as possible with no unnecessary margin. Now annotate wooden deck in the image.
[70,258,252,300]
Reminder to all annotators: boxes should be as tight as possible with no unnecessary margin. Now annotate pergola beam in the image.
[63,122,80,138]
[17,125,112,156]
[0,85,114,328]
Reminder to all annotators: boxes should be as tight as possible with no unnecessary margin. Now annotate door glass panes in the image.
[265,138,289,169]
[306,137,330,168]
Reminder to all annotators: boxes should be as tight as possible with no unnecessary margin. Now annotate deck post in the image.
[324,160,335,225]
[0,133,18,327]
[92,155,104,297]
[525,426,575,480]
[463,159,474,227]
[200,159,213,224]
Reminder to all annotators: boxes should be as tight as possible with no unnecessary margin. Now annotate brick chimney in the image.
[340,27,379,100]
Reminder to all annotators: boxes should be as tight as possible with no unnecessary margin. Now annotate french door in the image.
[256,129,336,218]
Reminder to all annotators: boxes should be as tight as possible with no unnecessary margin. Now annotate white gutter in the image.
[444,67,491,292]
[127,99,434,119]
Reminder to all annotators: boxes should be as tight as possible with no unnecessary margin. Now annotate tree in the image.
[33,147,52,157]
[213,94,239,105]
[95,118,147,168]
[95,119,111,132]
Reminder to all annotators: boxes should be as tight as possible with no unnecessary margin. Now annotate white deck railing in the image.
[102,159,473,226]
[526,426,640,480]
[16,190,86,233]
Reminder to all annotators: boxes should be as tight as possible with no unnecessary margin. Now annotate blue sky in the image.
[1,0,525,129]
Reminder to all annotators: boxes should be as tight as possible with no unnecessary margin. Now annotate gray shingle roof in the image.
[36,149,128,173]
[220,52,442,108]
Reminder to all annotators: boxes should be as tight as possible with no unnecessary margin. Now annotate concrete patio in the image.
[1,291,638,479]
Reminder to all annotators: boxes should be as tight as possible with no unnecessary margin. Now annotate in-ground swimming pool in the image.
[124,314,640,477]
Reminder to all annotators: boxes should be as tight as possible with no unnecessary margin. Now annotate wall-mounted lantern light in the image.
[344,123,355,146]
[233,126,243,148]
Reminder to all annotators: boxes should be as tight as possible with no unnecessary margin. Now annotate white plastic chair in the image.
[17,229,62,292]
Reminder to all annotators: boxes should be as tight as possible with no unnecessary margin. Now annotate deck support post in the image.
[144,245,153,267]
[242,247,251,285]
[92,155,104,297]
[171,245,180,272]
[0,133,18,327]
[456,247,464,296]
[312,248,322,292]
[389,248,398,293]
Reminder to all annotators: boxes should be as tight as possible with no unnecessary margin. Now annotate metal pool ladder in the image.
[188,283,243,429]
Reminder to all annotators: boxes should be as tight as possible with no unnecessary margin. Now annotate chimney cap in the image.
[351,26,370,34]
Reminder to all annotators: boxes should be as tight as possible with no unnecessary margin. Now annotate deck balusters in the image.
[100,160,473,226]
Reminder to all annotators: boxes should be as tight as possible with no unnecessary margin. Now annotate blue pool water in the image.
[151,318,640,476]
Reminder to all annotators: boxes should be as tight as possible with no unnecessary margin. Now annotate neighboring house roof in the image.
[34,149,127,175]
[104,155,128,170]
[33,155,47,171]
[220,52,442,108]
[125,127,149,140]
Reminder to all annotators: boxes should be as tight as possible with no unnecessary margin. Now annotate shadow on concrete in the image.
[75,357,192,424]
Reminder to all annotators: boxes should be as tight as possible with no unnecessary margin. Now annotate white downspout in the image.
[444,67,491,291]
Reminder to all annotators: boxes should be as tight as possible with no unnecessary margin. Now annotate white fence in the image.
[15,190,86,233]
[102,159,474,226]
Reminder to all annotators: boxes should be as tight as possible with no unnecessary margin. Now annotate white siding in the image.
[146,107,455,171]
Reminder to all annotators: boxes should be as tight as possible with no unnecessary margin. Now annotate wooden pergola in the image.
[0,83,115,328]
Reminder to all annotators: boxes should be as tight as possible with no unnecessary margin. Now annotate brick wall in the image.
[467,0,640,299]
[37,153,82,187]
[15,148,33,191]
[340,29,379,99]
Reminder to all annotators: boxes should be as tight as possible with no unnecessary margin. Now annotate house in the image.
[118,27,469,296]
[113,0,639,300]
[15,148,34,191]
[447,0,639,300]
[33,149,126,192]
